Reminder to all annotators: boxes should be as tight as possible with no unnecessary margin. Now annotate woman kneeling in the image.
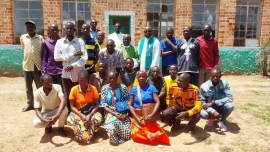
[129,70,170,145]
[100,70,131,145]
[67,70,103,143]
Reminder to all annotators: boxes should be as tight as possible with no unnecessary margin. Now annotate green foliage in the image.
[256,39,270,76]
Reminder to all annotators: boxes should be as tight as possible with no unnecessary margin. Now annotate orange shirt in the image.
[170,84,202,117]
[69,84,99,110]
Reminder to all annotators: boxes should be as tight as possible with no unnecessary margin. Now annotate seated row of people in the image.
[32,66,233,146]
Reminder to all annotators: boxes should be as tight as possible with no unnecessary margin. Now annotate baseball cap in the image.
[25,20,36,25]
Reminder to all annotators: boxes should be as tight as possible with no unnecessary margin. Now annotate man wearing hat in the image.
[20,20,44,112]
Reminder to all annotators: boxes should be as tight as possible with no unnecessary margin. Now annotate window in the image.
[13,0,44,44]
[234,0,261,46]
[192,0,218,38]
[147,0,175,40]
[62,0,91,37]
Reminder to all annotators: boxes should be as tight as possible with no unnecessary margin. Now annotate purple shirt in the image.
[41,37,63,75]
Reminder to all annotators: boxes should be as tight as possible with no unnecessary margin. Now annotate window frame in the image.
[13,0,44,44]
[62,0,91,37]
[191,0,219,38]
[234,0,261,46]
[147,0,175,40]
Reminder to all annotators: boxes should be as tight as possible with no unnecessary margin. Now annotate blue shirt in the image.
[199,79,233,107]
[160,37,181,66]
[130,83,158,109]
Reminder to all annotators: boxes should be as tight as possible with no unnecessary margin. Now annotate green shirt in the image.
[118,44,139,63]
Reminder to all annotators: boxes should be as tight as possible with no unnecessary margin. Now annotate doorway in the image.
[109,16,130,34]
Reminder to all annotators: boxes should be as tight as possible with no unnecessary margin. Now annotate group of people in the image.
[20,19,234,145]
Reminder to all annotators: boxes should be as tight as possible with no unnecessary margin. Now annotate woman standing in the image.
[129,70,170,145]
[67,70,103,143]
[100,70,131,145]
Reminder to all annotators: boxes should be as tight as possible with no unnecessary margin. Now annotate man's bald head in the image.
[179,73,191,81]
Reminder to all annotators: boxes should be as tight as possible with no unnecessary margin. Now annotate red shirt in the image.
[196,36,220,69]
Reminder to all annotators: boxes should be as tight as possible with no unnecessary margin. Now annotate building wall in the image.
[43,0,62,38]
[0,0,269,45]
[218,0,236,46]
[174,0,192,40]
[0,0,13,44]
[260,0,270,44]
[91,0,147,45]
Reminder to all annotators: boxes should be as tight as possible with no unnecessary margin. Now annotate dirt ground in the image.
[0,75,269,152]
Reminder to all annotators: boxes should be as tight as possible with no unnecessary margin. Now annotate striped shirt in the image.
[81,36,99,67]
[20,34,44,71]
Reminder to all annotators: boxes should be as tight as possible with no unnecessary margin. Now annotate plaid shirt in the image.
[20,34,44,71]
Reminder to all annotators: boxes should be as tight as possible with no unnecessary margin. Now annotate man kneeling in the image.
[33,74,68,137]
[163,73,202,133]
[199,68,234,132]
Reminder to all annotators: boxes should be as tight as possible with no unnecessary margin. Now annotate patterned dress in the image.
[100,84,131,145]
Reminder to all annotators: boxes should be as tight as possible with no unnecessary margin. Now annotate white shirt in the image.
[54,37,88,82]
[34,84,64,111]
[108,32,123,47]
[138,37,161,70]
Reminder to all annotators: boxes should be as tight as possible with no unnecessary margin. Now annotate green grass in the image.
[219,146,234,152]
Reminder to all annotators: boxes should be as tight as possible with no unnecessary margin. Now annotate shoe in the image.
[58,127,67,137]
[171,121,180,131]
[206,120,214,126]
[22,104,34,112]
[45,126,52,134]
[218,121,227,132]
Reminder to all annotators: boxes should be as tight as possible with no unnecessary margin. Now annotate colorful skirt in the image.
[131,109,170,145]
[67,112,103,143]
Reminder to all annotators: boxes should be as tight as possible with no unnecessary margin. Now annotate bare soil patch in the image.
[0,75,269,152]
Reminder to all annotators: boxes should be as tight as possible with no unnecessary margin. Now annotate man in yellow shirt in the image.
[162,73,202,133]
[20,20,44,112]
[164,64,178,107]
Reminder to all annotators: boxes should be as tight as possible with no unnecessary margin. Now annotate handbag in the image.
[116,101,129,113]
[109,88,128,113]
[80,102,93,115]
[137,85,161,122]
[78,85,93,115]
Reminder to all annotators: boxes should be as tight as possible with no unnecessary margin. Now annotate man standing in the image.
[118,34,139,62]
[90,19,100,39]
[199,68,234,132]
[108,23,123,47]
[161,28,180,76]
[81,24,99,75]
[33,74,68,137]
[20,20,44,112]
[54,22,88,111]
[138,26,161,71]
[162,73,202,133]
[96,31,106,50]
[196,24,220,87]
[41,24,63,87]
[177,26,200,86]
[99,39,124,73]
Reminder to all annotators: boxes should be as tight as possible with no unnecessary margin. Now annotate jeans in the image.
[200,102,234,122]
